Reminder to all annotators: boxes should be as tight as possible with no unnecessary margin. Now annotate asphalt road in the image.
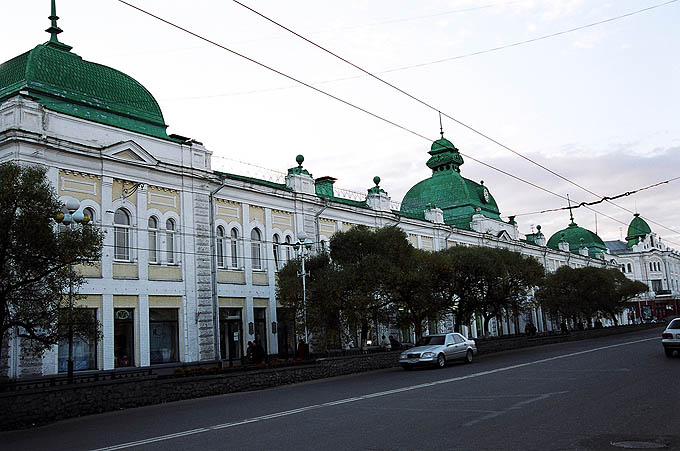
[3,328,678,451]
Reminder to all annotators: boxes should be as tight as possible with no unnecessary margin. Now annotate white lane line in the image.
[462,391,569,427]
[91,337,656,451]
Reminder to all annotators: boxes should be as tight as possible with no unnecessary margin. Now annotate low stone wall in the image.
[0,322,663,431]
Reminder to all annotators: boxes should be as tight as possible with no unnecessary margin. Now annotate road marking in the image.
[92,337,656,451]
[463,391,569,427]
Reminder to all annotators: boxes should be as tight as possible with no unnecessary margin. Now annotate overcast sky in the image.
[3,0,679,247]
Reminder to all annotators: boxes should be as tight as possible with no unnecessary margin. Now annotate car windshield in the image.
[417,336,445,346]
[668,319,680,329]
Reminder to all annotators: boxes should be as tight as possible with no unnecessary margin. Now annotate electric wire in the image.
[232,0,680,239]
[113,0,680,246]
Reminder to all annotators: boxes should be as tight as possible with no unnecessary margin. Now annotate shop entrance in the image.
[220,308,243,365]
[254,307,268,355]
[114,308,134,367]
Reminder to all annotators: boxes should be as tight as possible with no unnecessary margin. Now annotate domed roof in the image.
[626,213,651,247]
[0,9,169,140]
[547,221,607,258]
[400,134,501,229]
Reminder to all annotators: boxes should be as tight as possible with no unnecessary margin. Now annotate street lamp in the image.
[55,199,89,382]
[294,231,313,344]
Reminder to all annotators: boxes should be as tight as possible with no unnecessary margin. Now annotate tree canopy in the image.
[0,162,102,355]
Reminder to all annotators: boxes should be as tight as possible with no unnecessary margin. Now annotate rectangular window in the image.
[114,227,130,261]
[58,308,97,373]
[149,229,158,263]
[251,242,262,270]
[149,309,179,364]
[167,232,175,264]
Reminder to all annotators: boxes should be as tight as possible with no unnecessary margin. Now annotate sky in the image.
[3,0,680,247]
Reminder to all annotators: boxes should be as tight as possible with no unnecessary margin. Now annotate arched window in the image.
[273,234,280,270]
[627,263,632,273]
[166,218,176,264]
[216,226,225,268]
[230,228,239,269]
[251,228,262,270]
[285,235,293,262]
[650,262,654,271]
[83,207,96,225]
[114,208,131,261]
[148,216,159,263]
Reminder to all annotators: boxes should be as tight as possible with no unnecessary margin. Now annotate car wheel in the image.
[437,354,446,368]
[464,349,473,364]
[665,348,675,358]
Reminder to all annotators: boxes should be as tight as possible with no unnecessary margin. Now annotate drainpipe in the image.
[444,226,454,249]
[209,177,226,362]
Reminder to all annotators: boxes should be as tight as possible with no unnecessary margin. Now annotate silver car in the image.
[399,333,477,369]
[662,318,680,358]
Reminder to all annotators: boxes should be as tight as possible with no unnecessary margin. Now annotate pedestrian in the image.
[381,334,391,350]
[252,340,265,363]
[389,335,401,350]
[296,339,306,360]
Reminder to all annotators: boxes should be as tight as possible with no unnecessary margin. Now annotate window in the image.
[285,235,293,262]
[148,216,159,263]
[216,226,226,268]
[273,234,280,270]
[83,207,96,224]
[149,309,179,364]
[230,228,239,269]
[114,208,131,261]
[627,263,632,273]
[251,228,262,270]
[166,218,176,264]
[58,308,97,372]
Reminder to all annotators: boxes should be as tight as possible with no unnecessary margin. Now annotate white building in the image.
[0,5,619,378]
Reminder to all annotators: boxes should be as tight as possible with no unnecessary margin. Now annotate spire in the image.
[439,111,444,138]
[45,0,72,51]
[567,194,575,224]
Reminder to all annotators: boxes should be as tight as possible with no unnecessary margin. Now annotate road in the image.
[2,328,678,450]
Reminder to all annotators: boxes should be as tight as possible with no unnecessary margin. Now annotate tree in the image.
[0,162,102,357]
[444,246,544,336]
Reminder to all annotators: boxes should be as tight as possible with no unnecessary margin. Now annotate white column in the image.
[102,294,114,369]
[138,294,150,367]
[137,185,148,280]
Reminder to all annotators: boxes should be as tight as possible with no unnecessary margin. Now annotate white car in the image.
[399,333,476,369]
[662,318,680,358]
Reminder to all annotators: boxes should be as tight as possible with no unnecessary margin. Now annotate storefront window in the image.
[114,308,134,367]
[58,308,97,372]
[149,309,179,364]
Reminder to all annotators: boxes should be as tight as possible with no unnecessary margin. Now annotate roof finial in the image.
[439,111,444,138]
[46,0,72,51]
[567,194,574,224]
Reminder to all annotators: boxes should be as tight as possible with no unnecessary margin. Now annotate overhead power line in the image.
[231,0,680,238]
[115,0,680,245]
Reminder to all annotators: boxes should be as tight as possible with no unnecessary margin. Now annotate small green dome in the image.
[401,135,501,229]
[0,42,169,139]
[547,221,607,258]
[626,213,651,247]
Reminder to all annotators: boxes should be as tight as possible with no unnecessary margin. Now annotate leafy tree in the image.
[444,246,544,336]
[0,162,102,357]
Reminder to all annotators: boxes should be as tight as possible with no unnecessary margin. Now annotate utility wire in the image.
[115,1,680,246]
[232,0,680,238]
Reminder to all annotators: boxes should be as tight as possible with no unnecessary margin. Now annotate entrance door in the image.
[220,308,243,364]
[114,308,134,367]
[254,307,268,355]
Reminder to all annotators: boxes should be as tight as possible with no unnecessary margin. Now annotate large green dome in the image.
[0,41,169,139]
[547,221,607,258]
[626,213,651,247]
[400,135,501,229]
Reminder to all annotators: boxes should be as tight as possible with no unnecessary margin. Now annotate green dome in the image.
[0,42,169,139]
[400,135,501,229]
[626,213,651,247]
[547,221,607,258]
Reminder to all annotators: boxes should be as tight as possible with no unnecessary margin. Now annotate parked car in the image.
[662,318,680,358]
[399,333,476,369]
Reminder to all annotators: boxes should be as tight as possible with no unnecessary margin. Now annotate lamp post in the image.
[55,199,89,382]
[295,231,313,344]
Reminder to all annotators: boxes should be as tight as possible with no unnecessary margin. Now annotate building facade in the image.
[0,6,639,378]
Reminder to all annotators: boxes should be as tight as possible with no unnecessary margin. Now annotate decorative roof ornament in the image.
[439,111,444,138]
[567,194,575,224]
[287,154,311,176]
[367,176,386,195]
[45,0,72,51]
